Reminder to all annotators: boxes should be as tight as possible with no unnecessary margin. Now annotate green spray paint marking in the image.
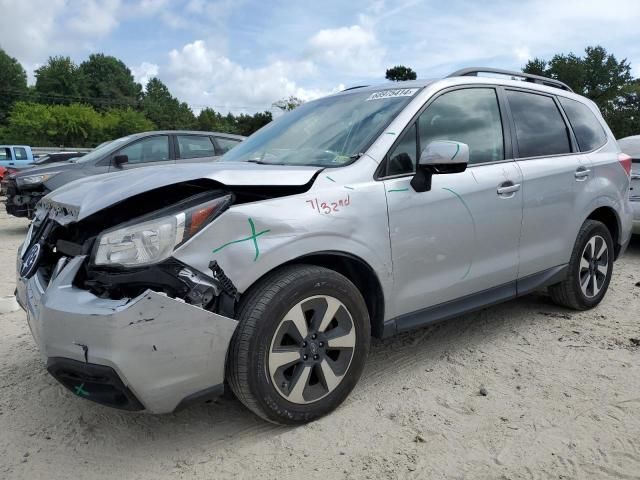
[388,188,409,192]
[74,383,89,397]
[212,218,270,261]
[344,186,355,190]
[325,175,336,182]
[442,187,476,280]
[451,143,460,160]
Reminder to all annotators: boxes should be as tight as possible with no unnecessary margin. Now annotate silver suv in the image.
[15,68,633,424]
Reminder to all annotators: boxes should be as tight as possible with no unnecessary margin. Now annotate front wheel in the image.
[549,220,614,310]
[227,265,370,424]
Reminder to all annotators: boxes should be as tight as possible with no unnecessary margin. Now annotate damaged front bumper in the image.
[16,255,238,414]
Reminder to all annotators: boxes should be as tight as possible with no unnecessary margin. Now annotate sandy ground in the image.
[0,207,639,480]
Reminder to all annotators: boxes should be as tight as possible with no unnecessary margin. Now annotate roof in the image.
[128,130,246,140]
[618,135,640,157]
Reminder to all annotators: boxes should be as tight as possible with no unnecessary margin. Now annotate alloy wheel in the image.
[268,295,356,404]
[579,235,609,298]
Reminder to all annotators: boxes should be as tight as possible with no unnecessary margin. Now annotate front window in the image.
[221,88,422,167]
[118,136,170,164]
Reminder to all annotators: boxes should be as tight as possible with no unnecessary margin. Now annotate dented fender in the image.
[173,174,395,316]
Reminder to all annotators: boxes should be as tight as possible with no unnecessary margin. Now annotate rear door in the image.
[506,88,590,278]
[109,134,174,172]
[175,134,218,164]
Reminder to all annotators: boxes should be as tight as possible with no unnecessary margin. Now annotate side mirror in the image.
[411,140,469,192]
[113,154,129,167]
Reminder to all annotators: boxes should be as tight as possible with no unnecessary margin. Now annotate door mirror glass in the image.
[418,140,469,172]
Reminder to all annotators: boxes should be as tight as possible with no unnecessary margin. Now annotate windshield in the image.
[74,136,132,163]
[221,88,421,167]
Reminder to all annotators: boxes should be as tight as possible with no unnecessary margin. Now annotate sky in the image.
[1,0,640,114]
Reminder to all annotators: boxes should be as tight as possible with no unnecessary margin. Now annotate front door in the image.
[383,87,523,319]
[109,134,175,172]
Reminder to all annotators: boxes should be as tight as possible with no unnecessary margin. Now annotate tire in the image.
[549,220,614,310]
[227,264,370,425]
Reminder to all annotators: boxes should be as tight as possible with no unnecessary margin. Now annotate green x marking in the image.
[212,218,271,261]
[74,383,89,397]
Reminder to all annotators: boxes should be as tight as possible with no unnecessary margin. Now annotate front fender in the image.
[173,181,393,310]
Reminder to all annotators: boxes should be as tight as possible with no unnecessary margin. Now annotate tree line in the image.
[0,50,273,147]
[1,45,638,147]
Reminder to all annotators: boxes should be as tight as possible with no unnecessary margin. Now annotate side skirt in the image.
[381,264,568,338]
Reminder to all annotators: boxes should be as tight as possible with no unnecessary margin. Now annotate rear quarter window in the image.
[14,147,28,160]
[558,97,607,152]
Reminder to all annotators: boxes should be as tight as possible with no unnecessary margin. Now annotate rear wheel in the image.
[227,265,370,424]
[549,220,614,310]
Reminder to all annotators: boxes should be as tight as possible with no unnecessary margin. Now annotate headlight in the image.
[17,172,60,186]
[94,194,232,267]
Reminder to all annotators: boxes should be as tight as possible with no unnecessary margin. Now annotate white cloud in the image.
[166,40,342,113]
[132,62,159,87]
[65,0,121,36]
[308,24,385,76]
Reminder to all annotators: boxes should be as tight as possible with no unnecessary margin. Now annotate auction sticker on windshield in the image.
[366,88,419,101]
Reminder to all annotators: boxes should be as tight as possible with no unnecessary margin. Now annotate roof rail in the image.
[342,85,369,92]
[447,67,573,92]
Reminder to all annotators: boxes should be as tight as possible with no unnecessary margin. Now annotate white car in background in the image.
[617,135,640,234]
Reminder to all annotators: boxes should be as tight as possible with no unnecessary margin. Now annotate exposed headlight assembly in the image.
[94,193,232,267]
[17,172,60,186]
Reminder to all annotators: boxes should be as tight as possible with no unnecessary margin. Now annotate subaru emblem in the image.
[20,243,42,279]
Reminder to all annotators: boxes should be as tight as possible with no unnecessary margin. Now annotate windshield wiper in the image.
[245,159,274,165]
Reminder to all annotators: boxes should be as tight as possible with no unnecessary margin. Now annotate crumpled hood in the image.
[40,162,322,222]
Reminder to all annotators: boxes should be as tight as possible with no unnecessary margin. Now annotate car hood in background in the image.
[13,160,80,177]
[41,162,323,222]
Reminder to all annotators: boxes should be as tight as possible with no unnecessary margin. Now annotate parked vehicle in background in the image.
[32,152,87,166]
[3,131,244,218]
[617,135,640,234]
[0,145,35,169]
[15,69,632,425]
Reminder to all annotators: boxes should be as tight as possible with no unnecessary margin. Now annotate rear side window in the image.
[215,137,241,154]
[177,135,216,159]
[507,90,571,158]
[14,147,28,160]
[558,97,607,152]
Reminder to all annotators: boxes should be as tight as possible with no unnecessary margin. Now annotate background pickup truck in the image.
[0,145,35,169]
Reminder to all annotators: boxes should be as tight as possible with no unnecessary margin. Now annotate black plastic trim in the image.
[173,384,225,412]
[47,357,144,411]
[382,265,569,338]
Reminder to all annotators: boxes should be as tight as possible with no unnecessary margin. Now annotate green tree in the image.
[79,53,142,110]
[103,108,156,138]
[385,65,417,82]
[234,111,272,136]
[197,107,235,133]
[523,46,637,138]
[0,48,28,124]
[34,56,86,104]
[141,78,196,129]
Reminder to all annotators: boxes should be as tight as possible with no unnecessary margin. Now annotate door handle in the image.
[497,183,521,195]
[575,168,591,180]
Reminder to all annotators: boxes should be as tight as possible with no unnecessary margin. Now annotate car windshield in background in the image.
[221,88,422,167]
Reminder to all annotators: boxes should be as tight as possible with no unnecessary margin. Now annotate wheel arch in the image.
[239,251,387,339]
[586,206,621,259]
